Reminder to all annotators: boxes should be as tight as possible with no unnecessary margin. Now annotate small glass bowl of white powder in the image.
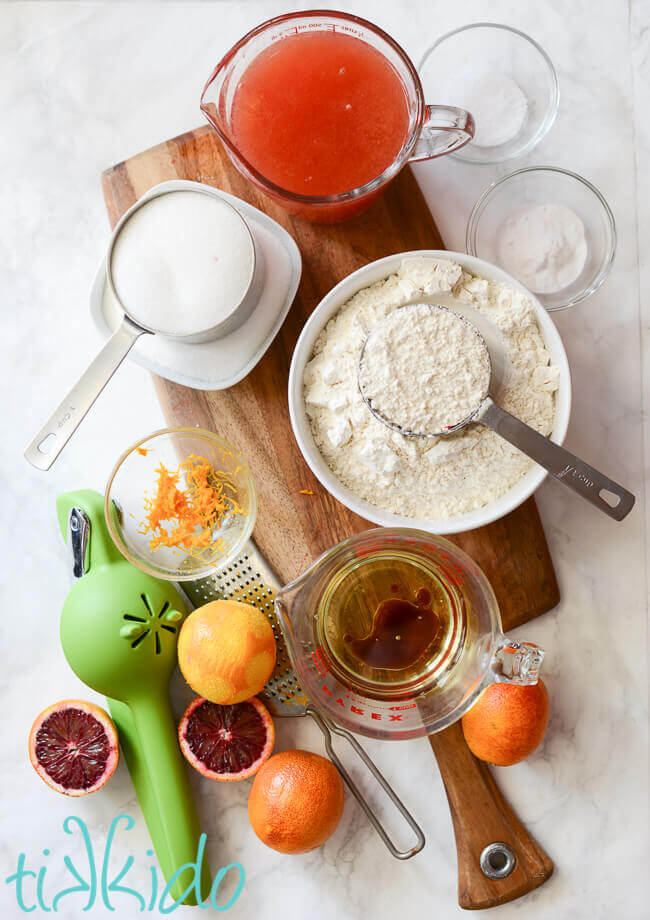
[466,166,616,311]
[419,23,559,164]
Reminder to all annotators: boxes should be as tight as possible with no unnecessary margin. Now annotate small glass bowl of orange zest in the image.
[105,427,257,580]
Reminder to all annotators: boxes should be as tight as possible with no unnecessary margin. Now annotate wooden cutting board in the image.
[102,125,555,909]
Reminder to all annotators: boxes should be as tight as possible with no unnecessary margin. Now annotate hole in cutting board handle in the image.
[479,842,517,880]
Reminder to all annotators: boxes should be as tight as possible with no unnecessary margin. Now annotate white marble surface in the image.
[1,1,648,918]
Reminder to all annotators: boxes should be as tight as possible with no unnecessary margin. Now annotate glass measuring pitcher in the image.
[274,528,544,740]
[200,10,475,222]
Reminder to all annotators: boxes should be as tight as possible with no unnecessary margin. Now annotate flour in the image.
[497,204,588,294]
[303,256,559,520]
[456,72,528,148]
[111,190,254,336]
[358,304,491,434]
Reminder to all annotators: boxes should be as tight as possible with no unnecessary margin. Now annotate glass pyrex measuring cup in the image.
[274,528,544,741]
[200,10,475,222]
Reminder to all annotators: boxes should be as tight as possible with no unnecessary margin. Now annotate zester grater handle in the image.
[306,705,425,860]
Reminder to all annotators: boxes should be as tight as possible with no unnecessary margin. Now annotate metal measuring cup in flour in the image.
[358,298,635,521]
[25,186,263,470]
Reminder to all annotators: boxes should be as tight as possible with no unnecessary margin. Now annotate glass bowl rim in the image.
[418,21,560,165]
[105,425,257,581]
[465,165,617,311]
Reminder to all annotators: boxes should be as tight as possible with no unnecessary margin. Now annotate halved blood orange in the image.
[28,700,119,796]
[179,696,274,781]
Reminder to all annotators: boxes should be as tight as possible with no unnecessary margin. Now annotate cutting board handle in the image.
[430,723,553,910]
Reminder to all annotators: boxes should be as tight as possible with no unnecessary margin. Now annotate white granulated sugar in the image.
[111,191,254,336]
[359,303,491,434]
[497,204,588,294]
[303,256,559,520]
[456,72,528,148]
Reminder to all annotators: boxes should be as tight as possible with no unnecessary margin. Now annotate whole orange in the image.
[248,749,345,854]
[178,600,276,705]
[461,679,549,766]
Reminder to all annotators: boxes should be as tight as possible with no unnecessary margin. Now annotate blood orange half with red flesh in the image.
[28,700,119,796]
[179,696,275,781]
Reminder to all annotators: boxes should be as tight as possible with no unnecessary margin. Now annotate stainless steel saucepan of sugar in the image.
[25,184,263,471]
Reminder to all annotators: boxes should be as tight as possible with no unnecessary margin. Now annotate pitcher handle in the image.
[306,704,425,860]
[408,105,475,162]
[491,641,545,685]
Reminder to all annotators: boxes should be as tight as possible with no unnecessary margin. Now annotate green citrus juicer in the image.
[56,489,211,906]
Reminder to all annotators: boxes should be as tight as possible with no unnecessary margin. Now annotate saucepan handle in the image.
[479,399,635,520]
[24,315,146,471]
[306,704,425,860]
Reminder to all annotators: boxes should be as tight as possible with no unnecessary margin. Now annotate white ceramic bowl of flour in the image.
[288,251,571,535]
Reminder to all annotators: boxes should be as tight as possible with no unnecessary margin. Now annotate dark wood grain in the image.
[102,125,555,908]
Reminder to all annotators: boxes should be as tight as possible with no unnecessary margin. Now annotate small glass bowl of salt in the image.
[466,166,616,311]
[419,23,559,164]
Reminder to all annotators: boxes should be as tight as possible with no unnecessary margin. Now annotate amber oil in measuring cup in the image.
[317,549,467,700]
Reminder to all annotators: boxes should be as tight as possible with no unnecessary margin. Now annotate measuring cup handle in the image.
[306,705,425,860]
[479,399,635,520]
[408,105,475,162]
[24,316,146,471]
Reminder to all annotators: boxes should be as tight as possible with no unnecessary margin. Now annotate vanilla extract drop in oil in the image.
[343,589,441,670]
[318,550,466,695]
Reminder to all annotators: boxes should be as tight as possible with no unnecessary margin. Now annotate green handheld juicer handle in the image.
[57,489,211,906]
[106,695,209,903]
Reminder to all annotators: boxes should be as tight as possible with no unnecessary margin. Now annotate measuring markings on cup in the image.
[317,682,416,721]
[558,464,594,487]
[37,404,78,451]
[57,407,75,428]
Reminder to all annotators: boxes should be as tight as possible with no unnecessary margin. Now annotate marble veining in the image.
[0,2,648,918]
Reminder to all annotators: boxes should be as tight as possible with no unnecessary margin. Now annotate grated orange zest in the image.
[140,454,243,556]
